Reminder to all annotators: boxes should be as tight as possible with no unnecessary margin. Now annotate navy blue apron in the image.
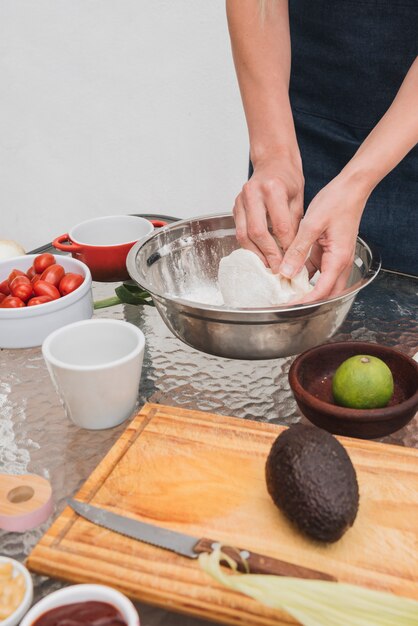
[251,1,418,275]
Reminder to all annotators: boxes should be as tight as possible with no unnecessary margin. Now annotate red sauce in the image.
[32,601,128,626]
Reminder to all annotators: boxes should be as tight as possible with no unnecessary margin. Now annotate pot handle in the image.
[149,219,167,228]
[52,234,83,253]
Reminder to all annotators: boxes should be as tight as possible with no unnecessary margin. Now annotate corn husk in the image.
[199,548,418,626]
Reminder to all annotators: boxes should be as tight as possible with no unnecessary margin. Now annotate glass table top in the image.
[1,231,417,625]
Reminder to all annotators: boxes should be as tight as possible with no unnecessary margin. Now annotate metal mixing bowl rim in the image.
[126,212,381,314]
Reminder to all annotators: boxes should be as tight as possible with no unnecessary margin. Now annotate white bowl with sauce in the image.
[20,584,139,626]
[0,557,33,626]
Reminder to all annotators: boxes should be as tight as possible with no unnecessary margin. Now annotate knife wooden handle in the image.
[193,537,337,581]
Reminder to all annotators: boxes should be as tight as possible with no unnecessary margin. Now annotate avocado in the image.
[265,424,359,543]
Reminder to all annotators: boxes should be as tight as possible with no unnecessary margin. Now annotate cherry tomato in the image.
[27,295,53,306]
[33,280,60,300]
[59,273,84,296]
[10,281,33,302]
[10,275,31,288]
[8,269,26,286]
[34,253,55,274]
[0,280,10,295]
[0,296,25,308]
[26,265,37,279]
[40,263,65,287]
[0,294,6,305]
[31,274,42,284]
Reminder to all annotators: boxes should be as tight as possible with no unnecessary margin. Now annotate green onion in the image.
[94,281,154,309]
[199,548,418,626]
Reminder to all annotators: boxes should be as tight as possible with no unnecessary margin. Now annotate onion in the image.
[0,240,26,260]
[199,548,418,626]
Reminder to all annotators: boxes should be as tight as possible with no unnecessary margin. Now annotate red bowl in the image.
[289,341,418,439]
[53,215,166,282]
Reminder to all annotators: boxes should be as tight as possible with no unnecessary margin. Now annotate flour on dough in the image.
[218,248,313,307]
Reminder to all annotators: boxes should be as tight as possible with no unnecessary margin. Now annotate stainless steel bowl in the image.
[127,214,380,360]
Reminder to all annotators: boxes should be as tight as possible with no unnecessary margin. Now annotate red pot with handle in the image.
[53,215,166,282]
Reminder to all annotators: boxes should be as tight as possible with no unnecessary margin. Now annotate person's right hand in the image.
[233,154,304,273]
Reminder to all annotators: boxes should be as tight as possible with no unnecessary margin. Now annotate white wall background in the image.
[0,0,248,250]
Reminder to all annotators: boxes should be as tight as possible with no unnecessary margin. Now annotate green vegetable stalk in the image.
[94,281,154,310]
[199,548,418,626]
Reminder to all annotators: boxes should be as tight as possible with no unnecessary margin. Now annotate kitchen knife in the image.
[68,499,336,581]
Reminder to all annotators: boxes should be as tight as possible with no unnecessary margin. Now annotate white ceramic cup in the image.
[42,319,145,430]
[20,584,140,626]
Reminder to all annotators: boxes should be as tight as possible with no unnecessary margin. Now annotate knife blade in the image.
[68,499,336,581]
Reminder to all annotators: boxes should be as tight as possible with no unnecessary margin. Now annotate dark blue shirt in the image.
[288,0,418,274]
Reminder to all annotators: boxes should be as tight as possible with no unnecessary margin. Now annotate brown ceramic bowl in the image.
[289,341,418,439]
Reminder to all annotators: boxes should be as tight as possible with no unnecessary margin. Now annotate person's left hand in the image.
[279,174,370,302]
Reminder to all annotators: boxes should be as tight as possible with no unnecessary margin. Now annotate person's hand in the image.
[279,174,370,302]
[233,153,304,273]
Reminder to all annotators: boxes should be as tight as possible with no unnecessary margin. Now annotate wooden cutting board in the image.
[27,403,418,626]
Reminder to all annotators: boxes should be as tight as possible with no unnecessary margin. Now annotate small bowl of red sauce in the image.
[20,584,139,626]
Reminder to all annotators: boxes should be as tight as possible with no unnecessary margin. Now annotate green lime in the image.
[332,355,394,409]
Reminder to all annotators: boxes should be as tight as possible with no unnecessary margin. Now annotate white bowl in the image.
[20,584,140,626]
[0,254,93,349]
[0,556,33,626]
